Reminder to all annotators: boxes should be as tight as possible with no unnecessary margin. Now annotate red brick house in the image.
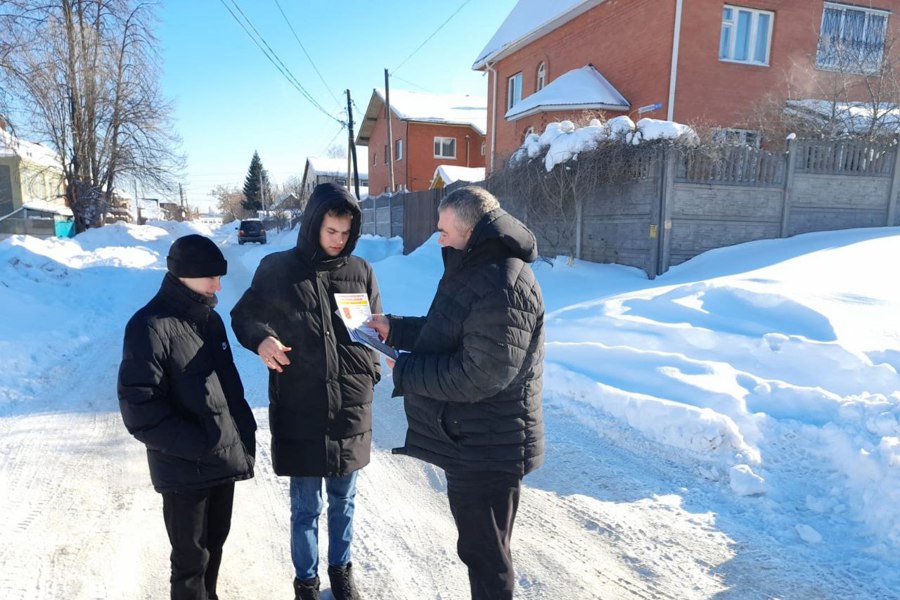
[356,89,487,193]
[474,0,900,171]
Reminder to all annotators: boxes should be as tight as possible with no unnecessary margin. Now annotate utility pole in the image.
[258,169,265,218]
[179,183,186,221]
[385,68,395,193]
[346,89,361,200]
[133,179,141,224]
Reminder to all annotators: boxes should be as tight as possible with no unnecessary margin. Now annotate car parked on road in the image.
[237,219,266,245]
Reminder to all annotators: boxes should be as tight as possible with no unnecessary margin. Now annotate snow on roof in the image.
[384,90,487,132]
[0,128,63,171]
[431,165,486,187]
[23,200,72,217]
[357,89,487,144]
[307,156,369,179]
[473,0,602,69]
[785,100,900,133]
[505,65,629,121]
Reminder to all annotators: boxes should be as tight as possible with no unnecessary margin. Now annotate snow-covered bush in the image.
[509,116,698,172]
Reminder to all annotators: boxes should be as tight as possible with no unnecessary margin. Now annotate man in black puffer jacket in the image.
[369,186,545,600]
[118,234,257,600]
[231,182,380,600]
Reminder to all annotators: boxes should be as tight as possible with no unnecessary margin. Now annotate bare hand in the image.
[257,336,292,373]
[385,356,395,370]
[366,314,390,341]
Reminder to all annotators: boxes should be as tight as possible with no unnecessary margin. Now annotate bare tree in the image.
[210,183,246,224]
[744,24,900,143]
[325,143,346,159]
[276,174,306,213]
[0,0,183,232]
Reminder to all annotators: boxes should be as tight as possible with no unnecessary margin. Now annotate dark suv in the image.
[238,219,266,245]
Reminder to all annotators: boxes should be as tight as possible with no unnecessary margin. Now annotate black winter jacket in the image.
[389,208,545,476]
[118,273,257,493]
[230,184,381,477]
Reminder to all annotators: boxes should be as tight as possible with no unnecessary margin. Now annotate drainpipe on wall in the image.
[485,61,498,173]
[667,0,684,121]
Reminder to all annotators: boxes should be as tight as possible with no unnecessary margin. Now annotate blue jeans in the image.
[289,472,358,581]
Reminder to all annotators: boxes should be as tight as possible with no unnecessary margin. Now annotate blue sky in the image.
[157,0,517,211]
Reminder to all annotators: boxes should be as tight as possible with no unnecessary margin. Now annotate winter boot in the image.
[293,575,321,600]
[327,562,359,600]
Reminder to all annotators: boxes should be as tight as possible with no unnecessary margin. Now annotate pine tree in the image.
[242,151,272,213]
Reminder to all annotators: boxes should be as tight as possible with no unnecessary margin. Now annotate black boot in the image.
[293,575,320,600]
[327,562,359,600]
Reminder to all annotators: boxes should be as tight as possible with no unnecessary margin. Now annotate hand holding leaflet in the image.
[334,293,400,360]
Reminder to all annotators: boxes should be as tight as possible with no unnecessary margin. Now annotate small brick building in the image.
[356,89,487,193]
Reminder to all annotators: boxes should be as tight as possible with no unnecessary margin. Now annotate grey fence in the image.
[500,137,900,277]
[363,138,900,278]
[360,181,474,254]
[360,194,404,239]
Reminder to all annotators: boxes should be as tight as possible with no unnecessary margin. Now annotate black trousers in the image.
[162,482,235,600]
[445,470,522,600]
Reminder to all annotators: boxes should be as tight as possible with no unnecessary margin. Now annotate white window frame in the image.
[719,5,774,66]
[434,136,456,159]
[481,141,486,156]
[395,139,403,161]
[816,2,890,74]
[507,72,523,111]
[536,62,546,91]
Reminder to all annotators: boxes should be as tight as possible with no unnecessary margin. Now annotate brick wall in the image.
[406,122,486,192]
[487,0,672,162]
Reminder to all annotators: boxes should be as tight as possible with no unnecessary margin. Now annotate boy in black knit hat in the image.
[118,233,257,600]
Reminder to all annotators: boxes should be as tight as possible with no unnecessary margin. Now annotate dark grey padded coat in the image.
[389,208,545,476]
[118,273,257,493]
[230,183,381,477]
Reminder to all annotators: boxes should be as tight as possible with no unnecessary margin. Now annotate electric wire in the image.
[217,0,343,126]
[271,0,342,108]
[388,74,434,93]
[224,0,337,120]
[390,0,471,75]
[320,122,347,156]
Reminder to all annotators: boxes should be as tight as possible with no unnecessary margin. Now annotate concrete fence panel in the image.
[788,173,892,236]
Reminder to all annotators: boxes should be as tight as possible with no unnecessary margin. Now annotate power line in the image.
[319,122,347,156]
[217,0,343,126]
[391,0,472,75]
[223,0,337,120]
[388,74,435,94]
[271,0,342,109]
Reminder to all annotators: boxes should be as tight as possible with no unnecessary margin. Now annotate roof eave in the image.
[405,118,486,135]
[355,90,385,146]
[506,102,630,121]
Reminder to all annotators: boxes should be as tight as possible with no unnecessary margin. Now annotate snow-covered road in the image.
[2,222,899,599]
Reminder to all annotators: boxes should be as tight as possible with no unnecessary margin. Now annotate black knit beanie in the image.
[166,234,227,278]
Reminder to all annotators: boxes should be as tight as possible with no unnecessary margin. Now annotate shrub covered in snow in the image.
[510,116,699,172]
